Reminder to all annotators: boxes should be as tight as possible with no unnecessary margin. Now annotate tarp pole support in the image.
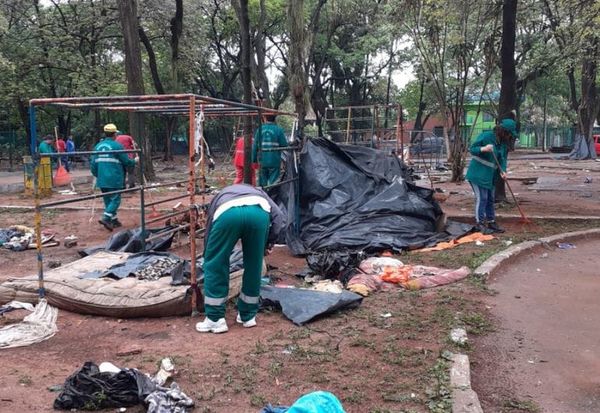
[139,149,146,251]
[188,95,198,316]
[29,104,45,299]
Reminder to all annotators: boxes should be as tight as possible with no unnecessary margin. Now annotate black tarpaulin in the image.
[260,285,362,325]
[277,138,470,255]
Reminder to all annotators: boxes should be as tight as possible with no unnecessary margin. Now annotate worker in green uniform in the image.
[465,118,517,234]
[38,135,55,155]
[195,184,285,334]
[252,114,288,187]
[90,123,138,231]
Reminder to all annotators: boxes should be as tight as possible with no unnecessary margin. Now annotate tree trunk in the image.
[577,45,599,159]
[495,0,517,203]
[287,0,308,137]
[234,0,254,184]
[117,0,154,179]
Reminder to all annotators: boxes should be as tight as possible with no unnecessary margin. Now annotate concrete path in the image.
[472,239,600,412]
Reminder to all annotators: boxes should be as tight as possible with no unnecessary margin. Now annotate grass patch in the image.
[461,312,494,335]
[502,398,540,412]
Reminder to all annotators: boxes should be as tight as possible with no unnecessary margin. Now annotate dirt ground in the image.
[0,153,599,412]
[471,239,600,413]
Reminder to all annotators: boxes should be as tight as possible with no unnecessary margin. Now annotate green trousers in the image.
[259,166,280,187]
[100,188,121,222]
[203,205,270,322]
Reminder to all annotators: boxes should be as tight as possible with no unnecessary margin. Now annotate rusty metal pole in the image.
[399,104,405,163]
[188,95,198,315]
[395,104,402,161]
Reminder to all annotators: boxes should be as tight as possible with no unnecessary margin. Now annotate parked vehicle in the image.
[410,134,446,156]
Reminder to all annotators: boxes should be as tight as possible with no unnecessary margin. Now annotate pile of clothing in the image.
[347,256,471,296]
[53,359,194,412]
[0,226,33,251]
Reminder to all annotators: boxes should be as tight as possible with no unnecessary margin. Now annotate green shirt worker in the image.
[252,114,288,187]
[196,184,285,334]
[90,123,138,231]
[465,118,517,234]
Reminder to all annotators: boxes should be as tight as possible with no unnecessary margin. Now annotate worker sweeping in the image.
[465,118,517,234]
[90,123,138,231]
[252,114,288,187]
[196,184,285,334]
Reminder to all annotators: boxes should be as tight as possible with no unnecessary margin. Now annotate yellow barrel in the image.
[24,155,53,196]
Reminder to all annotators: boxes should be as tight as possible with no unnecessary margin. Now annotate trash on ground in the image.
[305,250,366,280]
[475,240,484,246]
[260,390,345,413]
[53,359,193,412]
[556,242,576,249]
[260,285,362,325]
[503,240,513,246]
[309,279,344,294]
[450,328,468,345]
[0,300,35,315]
[64,235,78,248]
[380,313,392,318]
[0,299,58,349]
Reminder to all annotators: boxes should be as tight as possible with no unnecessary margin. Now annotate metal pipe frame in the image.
[145,208,189,226]
[260,177,299,190]
[35,149,140,157]
[39,186,142,209]
[145,224,191,242]
[145,193,190,208]
[28,93,299,314]
[260,145,299,152]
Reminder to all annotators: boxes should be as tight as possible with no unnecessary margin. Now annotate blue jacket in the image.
[465,130,507,190]
[90,137,135,189]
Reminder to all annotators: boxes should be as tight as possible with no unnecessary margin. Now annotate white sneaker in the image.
[195,317,228,333]
[236,314,257,328]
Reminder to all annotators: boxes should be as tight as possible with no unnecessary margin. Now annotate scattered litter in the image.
[58,189,77,195]
[309,279,344,294]
[154,358,175,386]
[417,232,494,252]
[47,385,63,392]
[556,242,576,249]
[380,313,392,318]
[541,253,549,258]
[584,176,593,183]
[527,360,535,364]
[53,359,193,412]
[536,268,541,272]
[503,240,513,246]
[260,285,362,325]
[450,328,468,345]
[48,261,62,269]
[260,391,345,413]
[346,272,385,296]
[0,299,58,349]
[63,235,78,248]
[475,240,484,246]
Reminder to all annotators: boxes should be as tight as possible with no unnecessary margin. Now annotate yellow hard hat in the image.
[104,123,118,133]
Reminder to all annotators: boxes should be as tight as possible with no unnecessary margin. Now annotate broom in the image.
[491,151,532,225]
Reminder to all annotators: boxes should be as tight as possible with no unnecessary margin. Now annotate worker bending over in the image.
[196,184,285,334]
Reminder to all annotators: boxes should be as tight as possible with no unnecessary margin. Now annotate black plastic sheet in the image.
[79,227,174,257]
[53,362,156,410]
[274,138,471,255]
[79,252,185,280]
[260,285,362,325]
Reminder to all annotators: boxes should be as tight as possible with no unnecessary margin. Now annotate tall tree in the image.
[287,0,309,137]
[233,0,254,183]
[496,0,518,202]
[117,0,154,179]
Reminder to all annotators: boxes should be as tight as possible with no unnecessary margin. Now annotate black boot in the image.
[487,221,505,233]
[476,223,494,235]
[98,219,114,231]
